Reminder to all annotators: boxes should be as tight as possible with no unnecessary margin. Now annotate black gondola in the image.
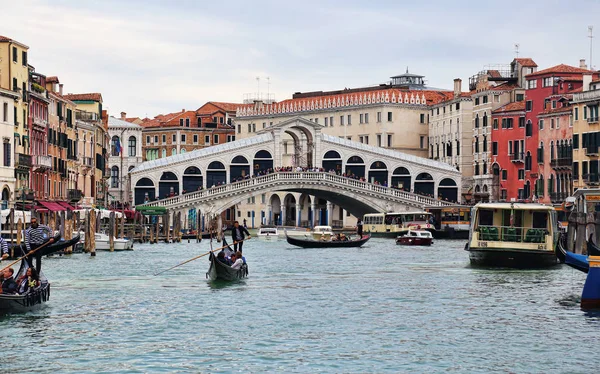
[286,234,371,248]
[556,234,567,263]
[587,234,600,256]
[205,238,248,281]
[0,234,80,313]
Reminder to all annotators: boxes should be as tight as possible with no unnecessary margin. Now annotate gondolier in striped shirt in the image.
[24,218,54,269]
[0,236,8,261]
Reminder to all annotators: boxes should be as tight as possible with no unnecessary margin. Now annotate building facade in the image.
[0,88,19,208]
[572,74,600,190]
[108,115,143,206]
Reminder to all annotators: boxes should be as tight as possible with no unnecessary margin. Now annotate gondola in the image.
[587,235,600,256]
[0,234,80,313]
[205,238,248,281]
[285,233,371,248]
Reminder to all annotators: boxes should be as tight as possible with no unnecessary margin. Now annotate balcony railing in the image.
[15,153,32,168]
[550,157,573,169]
[67,189,83,202]
[75,111,99,122]
[550,192,567,203]
[81,156,93,168]
[510,152,524,162]
[573,89,600,103]
[33,155,52,171]
[588,117,599,124]
[586,146,599,156]
[584,173,600,185]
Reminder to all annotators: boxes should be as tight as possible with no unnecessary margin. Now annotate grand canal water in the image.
[0,237,597,373]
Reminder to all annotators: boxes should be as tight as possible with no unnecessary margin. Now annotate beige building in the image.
[0,87,19,208]
[572,73,600,190]
[108,115,143,205]
[428,78,474,198]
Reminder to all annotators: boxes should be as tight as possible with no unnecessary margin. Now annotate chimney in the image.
[580,59,588,69]
[583,73,593,91]
[453,78,462,98]
[120,112,126,120]
[59,84,63,95]
[182,109,185,113]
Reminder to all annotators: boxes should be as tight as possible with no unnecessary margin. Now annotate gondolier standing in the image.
[231,221,250,252]
[0,236,8,261]
[356,218,363,237]
[24,218,54,270]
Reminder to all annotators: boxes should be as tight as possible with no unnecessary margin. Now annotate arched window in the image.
[110,166,119,188]
[483,113,488,127]
[526,120,533,137]
[128,136,136,157]
[111,135,120,156]
[162,148,166,158]
[181,149,186,154]
[550,141,555,160]
[475,114,479,128]
[172,148,176,156]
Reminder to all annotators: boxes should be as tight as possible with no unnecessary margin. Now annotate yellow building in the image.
[0,35,30,190]
[571,74,600,190]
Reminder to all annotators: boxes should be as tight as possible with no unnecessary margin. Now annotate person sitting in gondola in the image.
[339,233,348,241]
[231,252,244,270]
[0,235,8,261]
[331,234,339,241]
[320,233,328,241]
[17,267,40,294]
[216,251,229,265]
[0,268,17,294]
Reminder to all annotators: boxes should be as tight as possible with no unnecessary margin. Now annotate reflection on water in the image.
[0,239,598,373]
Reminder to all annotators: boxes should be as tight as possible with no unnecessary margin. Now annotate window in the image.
[516,93,524,102]
[364,136,369,144]
[185,118,190,127]
[527,79,537,89]
[483,136,487,152]
[198,118,202,126]
[583,161,589,177]
[508,141,513,155]
[420,113,425,123]
[519,117,525,128]
[526,101,532,111]
[110,166,119,188]
[456,140,460,156]
[483,95,488,104]
[214,134,219,144]
[252,123,256,132]
[181,134,186,143]
[347,115,352,125]
[12,78,17,92]
[573,162,579,179]
[543,77,553,87]
[205,135,210,145]
[128,136,136,157]
[329,117,333,126]
[162,149,167,158]
[502,170,507,180]
[340,115,344,126]
[552,100,557,109]
[171,148,176,156]
[387,112,392,121]
[247,124,252,132]
[492,141,498,156]
[365,113,369,123]
[575,107,579,120]
[526,120,532,137]
[179,118,184,126]
[153,136,158,144]
[377,112,382,122]
[475,136,479,153]
[584,106,588,120]
[359,114,364,124]
[387,134,392,147]
[483,114,488,127]
[551,119,555,129]
[456,103,460,110]
[237,124,241,134]
[193,135,198,144]
[574,134,579,149]
[507,118,513,129]
[475,115,479,128]
[325,117,329,126]
[475,97,480,105]
[539,119,544,130]
[3,142,10,167]
[146,136,150,144]
[493,119,498,129]
[377,134,382,147]
[475,162,479,175]
[420,136,425,149]
[172,134,176,142]
[518,169,525,180]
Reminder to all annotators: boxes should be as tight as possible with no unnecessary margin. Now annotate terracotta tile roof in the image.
[592,78,600,84]
[46,76,59,84]
[568,86,584,94]
[526,64,595,77]
[492,101,525,114]
[487,70,502,78]
[141,110,197,128]
[236,88,453,116]
[125,117,141,123]
[490,82,519,91]
[209,102,241,112]
[514,58,538,68]
[63,93,103,102]
[539,106,572,116]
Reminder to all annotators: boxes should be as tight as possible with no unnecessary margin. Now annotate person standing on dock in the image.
[231,221,250,252]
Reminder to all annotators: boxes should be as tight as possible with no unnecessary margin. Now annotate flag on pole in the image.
[115,137,122,156]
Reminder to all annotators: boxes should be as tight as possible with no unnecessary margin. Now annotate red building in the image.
[28,69,50,200]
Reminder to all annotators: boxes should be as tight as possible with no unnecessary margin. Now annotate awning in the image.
[38,201,66,212]
[135,205,166,216]
[57,201,75,210]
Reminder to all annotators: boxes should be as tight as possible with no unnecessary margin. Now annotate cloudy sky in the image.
[4,0,599,118]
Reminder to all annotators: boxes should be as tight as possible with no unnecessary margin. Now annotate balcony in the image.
[67,189,83,202]
[75,111,99,122]
[573,89,600,103]
[81,156,93,169]
[550,157,573,170]
[585,146,599,156]
[33,155,52,171]
[550,192,567,203]
[584,173,600,186]
[15,153,32,169]
[588,117,599,124]
[510,152,524,163]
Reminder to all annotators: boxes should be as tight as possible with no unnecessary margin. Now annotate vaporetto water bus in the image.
[465,202,559,268]
[426,205,471,239]
[363,211,435,238]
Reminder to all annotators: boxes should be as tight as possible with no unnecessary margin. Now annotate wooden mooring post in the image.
[109,211,115,252]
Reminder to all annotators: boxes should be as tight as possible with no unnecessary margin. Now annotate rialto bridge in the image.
[130,117,460,228]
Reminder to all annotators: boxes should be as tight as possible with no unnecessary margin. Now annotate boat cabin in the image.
[470,203,557,249]
[403,230,433,239]
[312,225,334,240]
[258,227,278,235]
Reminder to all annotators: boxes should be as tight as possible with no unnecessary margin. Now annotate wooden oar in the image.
[153,237,250,276]
[0,239,55,273]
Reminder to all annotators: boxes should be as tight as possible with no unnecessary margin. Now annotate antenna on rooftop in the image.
[256,76,260,98]
[589,26,594,70]
[267,77,270,100]
[514,43,520,57]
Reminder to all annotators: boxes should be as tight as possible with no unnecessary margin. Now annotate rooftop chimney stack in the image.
[580,59,588,69]
[583,73,593,91]
[120,112,126,120]
[453,78,462,98]
[59,84,63,95]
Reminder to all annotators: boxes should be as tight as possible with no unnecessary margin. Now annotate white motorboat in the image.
[257,227,279,240]
[95,232,133,251]
[311,225,334,240]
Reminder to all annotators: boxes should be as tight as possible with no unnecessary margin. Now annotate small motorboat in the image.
[396,229,434,246]
[95,233,133,251]
[311,225,334,240]
[257,227,278,240]
[286,233,370,248]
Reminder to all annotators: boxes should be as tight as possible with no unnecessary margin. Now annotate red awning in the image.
[38,201,66,212]
[57,201,75,210]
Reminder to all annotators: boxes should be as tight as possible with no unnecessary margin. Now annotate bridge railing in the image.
[142,172,452,208]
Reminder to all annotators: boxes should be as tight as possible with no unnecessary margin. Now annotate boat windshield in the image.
[476,207,551,243]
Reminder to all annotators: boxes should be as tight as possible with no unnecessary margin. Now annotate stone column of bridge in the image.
[281,205,287,226]
[310,199,316,228]
[266,204,272,225]
[296,202,301,227]
[326,202,333,226]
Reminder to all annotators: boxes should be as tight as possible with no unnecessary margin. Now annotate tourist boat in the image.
[311,225,334,240]
[286,233,371,248]
[0,234,80,313]
[465,203,559,268]
[425,205,471,239]
[205,238,248,281]
[395,230,433,246]
[94,233,133,251]
[257,227,278,240]
[363,211,435,238]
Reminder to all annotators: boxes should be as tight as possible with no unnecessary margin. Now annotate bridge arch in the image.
[437,178,458,203]
[183,166,203,193]
[230,155,250,182]
[253,150,273,175]
[135,177,155,205]
[391,167,411,191]
[346,155,365,178]
[414,172,434,196]
[368,160,388,185]
[322,150,342,173]
[269,194,282,225]
[159,171,179,199]
[207,161,226,187]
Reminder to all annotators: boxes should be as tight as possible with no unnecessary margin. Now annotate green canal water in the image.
[0,238,597,373]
